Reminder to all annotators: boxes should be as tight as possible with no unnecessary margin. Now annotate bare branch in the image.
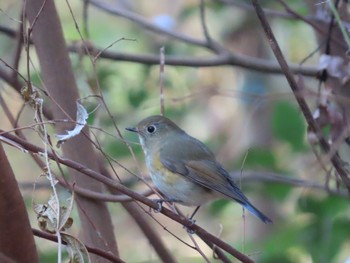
[69,45,318,75]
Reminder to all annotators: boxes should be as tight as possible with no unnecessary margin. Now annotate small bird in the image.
[126,115,272,223]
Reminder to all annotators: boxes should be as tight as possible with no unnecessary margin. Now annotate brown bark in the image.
[0,143,39,263]
[25,1,118,261]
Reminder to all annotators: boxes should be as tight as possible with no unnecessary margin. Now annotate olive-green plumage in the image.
[127,115,272,223]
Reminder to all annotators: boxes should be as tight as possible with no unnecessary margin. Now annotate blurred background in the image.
[1,0,350,262]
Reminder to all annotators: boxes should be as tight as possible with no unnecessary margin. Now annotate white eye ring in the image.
[146,125,156,134]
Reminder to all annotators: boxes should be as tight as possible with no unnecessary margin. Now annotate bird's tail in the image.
[243,203,273,224]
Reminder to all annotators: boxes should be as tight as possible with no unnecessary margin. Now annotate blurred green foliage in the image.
[262,195,350,263]
[272,101,307,152]
[242,148,279,170]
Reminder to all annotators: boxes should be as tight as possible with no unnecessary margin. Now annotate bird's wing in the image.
[160,136,273,223]
[189,160,249,203]
[159,134,249,203]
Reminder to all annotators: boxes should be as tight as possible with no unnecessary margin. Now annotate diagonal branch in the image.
[250,0,350,191]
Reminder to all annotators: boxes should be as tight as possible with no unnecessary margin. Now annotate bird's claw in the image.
[188,218,196,226]
[152,199,163,213]
[151,198,179,213]
[183,218,196,234]
[185,226,196,234]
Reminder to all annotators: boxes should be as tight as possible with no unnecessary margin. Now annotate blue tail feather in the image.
[243,203,273,224]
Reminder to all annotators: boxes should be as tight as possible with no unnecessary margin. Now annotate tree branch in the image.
[250,0,350,191]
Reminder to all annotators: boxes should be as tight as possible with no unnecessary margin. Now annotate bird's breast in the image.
[145,151,217,206]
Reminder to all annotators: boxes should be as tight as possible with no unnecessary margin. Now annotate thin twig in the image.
[12,8,24,79]
[188,233,212,263]
[93,37,136,62]
[328,0,350,49]
[277,0,346,50]
[82,0,90,38]
[199,0,222,54]
[159,46,165,116]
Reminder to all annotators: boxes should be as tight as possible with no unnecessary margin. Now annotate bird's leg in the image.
[185,205,201,235]
[185,206,201,234]
[174,206,200,234]
[189,206,201,221]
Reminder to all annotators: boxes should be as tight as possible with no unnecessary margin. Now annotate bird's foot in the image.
[151,198,178,213]
[183,218,196,234]
[188,218,196,226]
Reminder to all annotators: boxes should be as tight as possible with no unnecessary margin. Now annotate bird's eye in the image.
[146,125,156,134]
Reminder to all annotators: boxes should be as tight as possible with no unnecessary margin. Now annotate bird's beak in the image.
[126,127,138,133]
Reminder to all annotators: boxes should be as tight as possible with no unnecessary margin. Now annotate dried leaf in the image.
[58,189,75,231]
[318,54,348,79]
[33,188,75,232]
[62,233,91,263]
[33,202,57,232]
[56,102,88,147]
[313,101,344,143]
